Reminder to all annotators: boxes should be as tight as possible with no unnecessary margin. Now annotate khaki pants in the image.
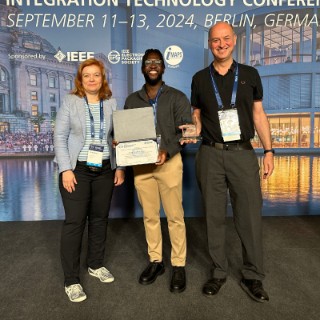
[133,153,186,266]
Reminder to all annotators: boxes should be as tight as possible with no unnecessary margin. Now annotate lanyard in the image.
[84,97,104,141]
[209,62,238,109]
[146,85,162,126]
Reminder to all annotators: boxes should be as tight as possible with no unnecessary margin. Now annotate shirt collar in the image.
[212,60,236,75]
[138,82,167,100]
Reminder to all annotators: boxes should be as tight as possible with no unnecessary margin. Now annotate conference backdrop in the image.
[0,0,319,221]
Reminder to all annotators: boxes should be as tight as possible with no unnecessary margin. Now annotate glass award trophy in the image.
[179,123,202,142]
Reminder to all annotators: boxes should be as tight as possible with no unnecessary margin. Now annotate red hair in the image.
[72,58,112,100]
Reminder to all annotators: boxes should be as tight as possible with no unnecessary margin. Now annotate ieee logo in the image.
[54,50,66,62]
[54,50,94,62]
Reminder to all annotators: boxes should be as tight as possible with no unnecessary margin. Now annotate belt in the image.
[202,140,253,151]
[77,159,110,172]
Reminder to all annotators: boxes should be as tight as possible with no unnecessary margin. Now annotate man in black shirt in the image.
[189,22,274,302]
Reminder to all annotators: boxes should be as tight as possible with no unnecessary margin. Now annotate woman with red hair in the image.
[54,58,125,302]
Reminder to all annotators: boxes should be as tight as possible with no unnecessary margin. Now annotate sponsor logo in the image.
[54,50,66,62]
[107,49,143,65]
[164,45,183,68]
[54,50,94,62]
[108,50,121,64]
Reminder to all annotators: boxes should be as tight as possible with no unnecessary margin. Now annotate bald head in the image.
[208,22,235,40]
[208,22,237,65]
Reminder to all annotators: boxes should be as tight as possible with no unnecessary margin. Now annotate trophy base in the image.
[179,136,202,142]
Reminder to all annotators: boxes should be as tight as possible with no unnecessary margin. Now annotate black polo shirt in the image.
[191,61,263,143]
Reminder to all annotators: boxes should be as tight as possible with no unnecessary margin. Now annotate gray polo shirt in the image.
[124,83,192,158]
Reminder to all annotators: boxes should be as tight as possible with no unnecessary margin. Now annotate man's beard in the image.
[143,73,162,86]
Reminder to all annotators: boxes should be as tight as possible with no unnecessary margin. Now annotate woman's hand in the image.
[114,169,125,186]
[62,170,77,193]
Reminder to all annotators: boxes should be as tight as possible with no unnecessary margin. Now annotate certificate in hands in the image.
[113,107,158,166]
[116,140,158,166]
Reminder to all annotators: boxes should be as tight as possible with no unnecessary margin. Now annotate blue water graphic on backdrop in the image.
[0,155,319,221]
[259,155,320,216]
[0,158,64,221]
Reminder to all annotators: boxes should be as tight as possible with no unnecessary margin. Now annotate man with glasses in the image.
[124,48,191,293]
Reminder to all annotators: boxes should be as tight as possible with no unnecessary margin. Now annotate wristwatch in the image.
[264,149,275,154]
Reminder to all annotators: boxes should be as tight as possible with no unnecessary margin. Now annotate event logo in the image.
[164,46,183,68]
[108,49,143,65]
[54,50,94,62]
[108,50,121,64]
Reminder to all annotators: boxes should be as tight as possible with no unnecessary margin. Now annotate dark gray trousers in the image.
[196,144,265,280]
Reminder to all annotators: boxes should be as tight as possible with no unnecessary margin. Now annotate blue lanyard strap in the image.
[209,62,239,109]
[146,86,163,126]
[84,97,104,141]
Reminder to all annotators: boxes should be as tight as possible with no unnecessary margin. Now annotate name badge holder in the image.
[218,109,241,142]
[85,97,104,168]
[210,63,241,142]
[87,144,104,168]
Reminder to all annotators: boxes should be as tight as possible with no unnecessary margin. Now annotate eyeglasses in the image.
[144,59,162,66]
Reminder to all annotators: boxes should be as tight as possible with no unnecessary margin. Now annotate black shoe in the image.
[240,279,269,303]
[202,278,226,296]
[139,261,165,285]
[170,267,186,293]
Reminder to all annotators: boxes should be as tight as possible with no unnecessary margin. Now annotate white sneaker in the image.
[65,284,87,302]
[88,267,115,283]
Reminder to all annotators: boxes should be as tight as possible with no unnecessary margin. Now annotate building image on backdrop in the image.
[233,6,320,151]
[0,1,113,154]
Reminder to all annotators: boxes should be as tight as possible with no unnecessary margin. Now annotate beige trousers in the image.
[133,153,186,266]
